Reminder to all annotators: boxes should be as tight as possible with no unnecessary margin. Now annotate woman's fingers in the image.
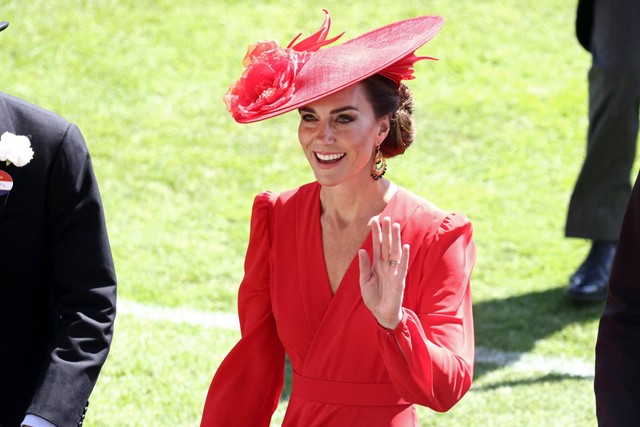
[381,216,392,262]
[358,249,372,283]
[370,216,382,263]
[398,244,410,276]
[361,217,410,330]
[389,222,402,267]
[377,216,402,267]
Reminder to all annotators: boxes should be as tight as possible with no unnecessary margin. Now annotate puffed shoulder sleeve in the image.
[201,191,284,427]
[377,212,475,412]
[237,191,276,334]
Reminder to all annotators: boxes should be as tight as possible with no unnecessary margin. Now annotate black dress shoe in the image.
[567,241,617,302]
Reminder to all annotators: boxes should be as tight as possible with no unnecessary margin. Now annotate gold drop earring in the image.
[371,146,387,180]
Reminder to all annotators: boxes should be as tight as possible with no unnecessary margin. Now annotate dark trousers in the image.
[566,0,640,241]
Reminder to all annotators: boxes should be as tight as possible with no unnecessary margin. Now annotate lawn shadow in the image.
[472,285,605,379]
[470,372,589,392]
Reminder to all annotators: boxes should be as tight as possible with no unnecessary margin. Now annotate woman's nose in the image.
[315,121,334,143]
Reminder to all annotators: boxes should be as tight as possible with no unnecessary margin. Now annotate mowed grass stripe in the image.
[119,298,594,379]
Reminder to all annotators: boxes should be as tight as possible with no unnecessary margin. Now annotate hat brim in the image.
[236,15,443,124]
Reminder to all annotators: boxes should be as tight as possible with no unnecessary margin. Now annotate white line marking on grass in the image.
[118,298,240,330]
[118,298,594,378]
[475,346,593,378]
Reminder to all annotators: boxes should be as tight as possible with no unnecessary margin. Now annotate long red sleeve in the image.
[377,214,475,411]
[201,192,284,427]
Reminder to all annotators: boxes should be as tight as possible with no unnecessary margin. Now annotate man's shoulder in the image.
[0,92,81,153]
[0,92,72,131]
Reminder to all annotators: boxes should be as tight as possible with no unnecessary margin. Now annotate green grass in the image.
[3,0,635,425]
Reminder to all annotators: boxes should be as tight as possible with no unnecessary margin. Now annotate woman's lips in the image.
[315,152,346,164]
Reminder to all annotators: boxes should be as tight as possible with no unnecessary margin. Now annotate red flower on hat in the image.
[224,10,343,121]
[224,45,310,120]
[242,40,280,67]
[224,45,312,121]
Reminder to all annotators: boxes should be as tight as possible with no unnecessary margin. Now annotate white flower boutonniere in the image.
[0,131,34,167]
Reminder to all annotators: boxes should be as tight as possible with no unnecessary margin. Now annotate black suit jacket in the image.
[595,169,640,425]
[0,93,116,427]
[576,0,594,51]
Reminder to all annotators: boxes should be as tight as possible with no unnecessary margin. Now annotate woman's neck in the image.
[319,178,396,229]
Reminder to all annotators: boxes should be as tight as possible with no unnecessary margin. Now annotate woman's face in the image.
[298,83,389,188]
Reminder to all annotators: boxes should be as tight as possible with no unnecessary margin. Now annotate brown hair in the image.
[361,74,416,158]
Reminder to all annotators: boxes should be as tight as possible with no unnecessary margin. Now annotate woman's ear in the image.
[377,115,391,140]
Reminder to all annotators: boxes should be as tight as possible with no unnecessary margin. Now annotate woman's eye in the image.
[300,114,316,122]
[336,115,354,124]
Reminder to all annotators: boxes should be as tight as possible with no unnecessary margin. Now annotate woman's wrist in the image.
[376,310,403,330]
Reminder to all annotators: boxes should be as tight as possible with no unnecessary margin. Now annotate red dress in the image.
[201,182,475,426]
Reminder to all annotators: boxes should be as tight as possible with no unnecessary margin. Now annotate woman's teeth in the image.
[316,153,345,162]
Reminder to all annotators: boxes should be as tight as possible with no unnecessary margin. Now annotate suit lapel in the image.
[0,94,16,135]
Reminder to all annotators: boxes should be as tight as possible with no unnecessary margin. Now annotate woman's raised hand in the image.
[358,216,410,330]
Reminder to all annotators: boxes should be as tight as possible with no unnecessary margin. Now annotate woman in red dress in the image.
[201,10,475,426]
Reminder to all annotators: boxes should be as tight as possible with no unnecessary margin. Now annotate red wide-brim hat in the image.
[224,10,444,123]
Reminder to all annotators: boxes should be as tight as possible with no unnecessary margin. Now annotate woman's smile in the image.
[315,152,346,165]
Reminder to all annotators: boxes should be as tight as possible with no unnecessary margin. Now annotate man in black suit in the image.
[595,169,640,424]
[565,0,640,301]
[0,22,117,427]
